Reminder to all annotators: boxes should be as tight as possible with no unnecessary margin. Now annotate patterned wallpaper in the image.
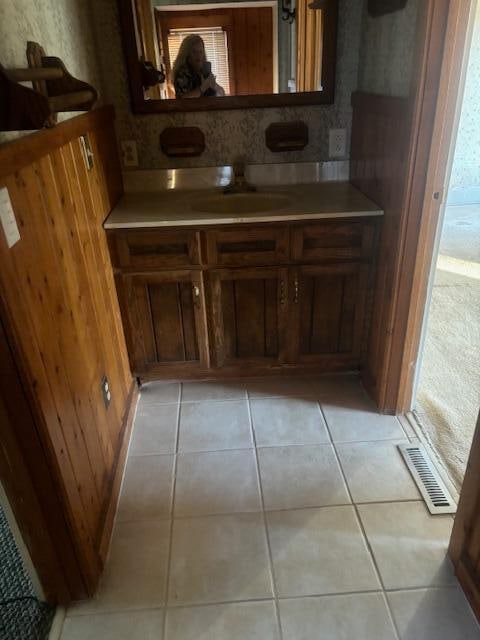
[358,0,419,98]
[1,0,422,169]
[0,0,103,144]
[90,0,364,169]
[449,0,480,195]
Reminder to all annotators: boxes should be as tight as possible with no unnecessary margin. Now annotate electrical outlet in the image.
[101,375,111,409]
[329,128,347,158]
[121,140,139,167]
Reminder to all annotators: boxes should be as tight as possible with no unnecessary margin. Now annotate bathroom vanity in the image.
[105,180,383,380]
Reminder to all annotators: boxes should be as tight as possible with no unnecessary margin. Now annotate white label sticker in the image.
[0,187,21,248]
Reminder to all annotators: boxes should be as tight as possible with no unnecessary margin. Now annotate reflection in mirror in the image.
[121,0,338,110]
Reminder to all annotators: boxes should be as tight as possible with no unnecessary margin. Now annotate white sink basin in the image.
[191,192,292,215]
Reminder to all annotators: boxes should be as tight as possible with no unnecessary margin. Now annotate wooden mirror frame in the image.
[118,0,339,113]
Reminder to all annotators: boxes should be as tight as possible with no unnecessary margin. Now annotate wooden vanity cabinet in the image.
[108,218,378,379]
[209,266,289,367]
[118,270,209,376]
[289,263,369,367]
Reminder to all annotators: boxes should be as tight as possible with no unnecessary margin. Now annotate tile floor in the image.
[61,375,480,640]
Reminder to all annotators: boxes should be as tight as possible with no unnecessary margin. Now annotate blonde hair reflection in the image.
[172,34,205,79]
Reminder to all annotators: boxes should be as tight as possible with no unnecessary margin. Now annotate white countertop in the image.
[104,181,383,229]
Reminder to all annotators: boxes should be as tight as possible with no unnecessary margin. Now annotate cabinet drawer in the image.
[113,230,200,269]
[292,221,375,262]
[205,226,289,266]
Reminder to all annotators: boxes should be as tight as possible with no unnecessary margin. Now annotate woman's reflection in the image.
[173,35,225,98]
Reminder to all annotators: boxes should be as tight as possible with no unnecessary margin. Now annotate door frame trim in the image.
[380,0,477,413]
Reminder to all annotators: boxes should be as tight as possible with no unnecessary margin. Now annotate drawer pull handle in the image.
[294,277,299,304]
[279,280,286,306]
[192,285,201,307]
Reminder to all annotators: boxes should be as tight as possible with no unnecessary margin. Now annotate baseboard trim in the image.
[97,380,139,564]
[48,606,66,640]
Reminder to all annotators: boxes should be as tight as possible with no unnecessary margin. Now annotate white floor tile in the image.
[117,455,173,522]
[388,587,480,640]
[311,374,367,404]
[336,440,420,503]
[165,601,279,640]
[250,398,330,447]
[175,449,261,516]
[60,610,164,640]
[178,401,252,452]
[358,502,455,589]
[75,374,477,639]
[130,404,178,455]
[257,444,350,510]
[169,513,272,605]
[69,521,170,613]
[182,380,247,402]
[267,506,380,597]
[246,377,317,399]
[322,397,406,443]
[280,593,397,640]
[140,382,181,405]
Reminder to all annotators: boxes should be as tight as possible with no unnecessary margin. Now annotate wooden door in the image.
[449,411,480,620]
[208,267,288,368]
[121,270,209,376]
[290,263,369,366]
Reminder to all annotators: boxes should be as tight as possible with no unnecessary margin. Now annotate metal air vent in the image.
[398,444,456,515]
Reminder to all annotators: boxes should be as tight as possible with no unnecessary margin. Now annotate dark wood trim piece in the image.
[449,411,480,621]
[321,0,339,102]
[128,87,336,113]
[136,359,361,382]
[265,121,309,152]
[0,106,116,179]
[160,126,205,157]
[118,0,147,113]
[98,380,139,562]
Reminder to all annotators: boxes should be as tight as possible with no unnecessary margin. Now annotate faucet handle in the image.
[232,157,246,178]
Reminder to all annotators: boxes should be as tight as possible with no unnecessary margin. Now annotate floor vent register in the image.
[398,444,457,515]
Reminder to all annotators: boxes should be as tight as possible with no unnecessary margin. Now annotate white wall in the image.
[449,0,480,205]
[357,0,419,98]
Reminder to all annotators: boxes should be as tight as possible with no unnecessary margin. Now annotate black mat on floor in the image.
[0,505,55,640]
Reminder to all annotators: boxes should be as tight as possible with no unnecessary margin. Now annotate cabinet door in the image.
[121,270,209,376]
[209,267,289,367]
[290,263,369,366]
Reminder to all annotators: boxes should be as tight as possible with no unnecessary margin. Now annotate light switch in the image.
[121,140,139,167]
[0,187,21,248]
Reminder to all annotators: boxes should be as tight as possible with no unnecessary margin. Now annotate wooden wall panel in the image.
[0,107,135,600]
[232,7,274,95]
[350,1,450,414]
[350,92,411,410]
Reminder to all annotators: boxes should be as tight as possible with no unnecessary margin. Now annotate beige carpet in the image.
[415,206,480,490]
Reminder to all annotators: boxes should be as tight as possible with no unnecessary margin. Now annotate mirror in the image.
[118,0,338,112]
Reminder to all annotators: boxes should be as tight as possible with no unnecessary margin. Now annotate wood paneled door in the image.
[121,270,209,375]
[290,263,368,365]
[208,267,289,367]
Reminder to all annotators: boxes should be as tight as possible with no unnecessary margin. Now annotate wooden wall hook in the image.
[0,42,98,132]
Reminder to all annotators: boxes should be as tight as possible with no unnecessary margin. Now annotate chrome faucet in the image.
[224,158,256,194]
